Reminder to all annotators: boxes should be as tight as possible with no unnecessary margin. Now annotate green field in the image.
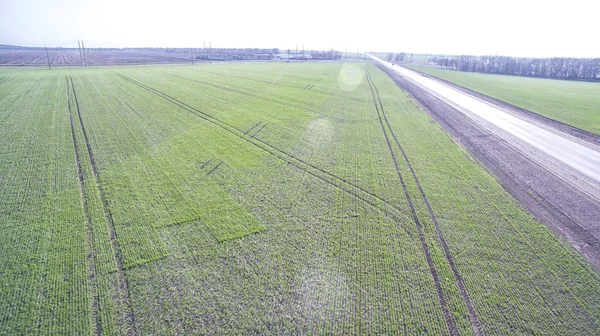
[408,65,600,135]
[1,61,599,335]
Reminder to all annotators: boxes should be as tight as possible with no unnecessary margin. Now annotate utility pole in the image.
[45,46,51,70]
[78,41,84,66]
[191,47,194,65]
[81,40,87,66]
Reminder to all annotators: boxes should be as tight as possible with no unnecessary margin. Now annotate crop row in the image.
[0,74,90,334]
[122,62,455,334]
[2,61,600,334]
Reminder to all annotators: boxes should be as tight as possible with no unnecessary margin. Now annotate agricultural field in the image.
[0,48,190,66]
[1,61,599,335]
[408,65,600,135]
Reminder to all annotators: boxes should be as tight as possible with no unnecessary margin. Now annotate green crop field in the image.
[408,65,600,135]
[1,61,599,335]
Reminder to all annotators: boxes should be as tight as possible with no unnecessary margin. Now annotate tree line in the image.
[387,52,413,62]
[430,55,600,81]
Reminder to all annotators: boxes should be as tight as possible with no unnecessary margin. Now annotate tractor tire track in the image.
[69,76,138,335]
[190,68,291,88]
[114,72,413,231]
[66,76,101,336]
[364,67,457,336]
[250,123,267,138]
[366,66,484,335]
[244,121,262,135]
[160,71,319,115]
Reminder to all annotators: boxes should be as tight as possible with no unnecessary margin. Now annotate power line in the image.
[78,41,84,66]
[45,46,51,70]
[81,40,87,66]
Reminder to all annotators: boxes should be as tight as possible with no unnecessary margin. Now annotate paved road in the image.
[370,55,600,187]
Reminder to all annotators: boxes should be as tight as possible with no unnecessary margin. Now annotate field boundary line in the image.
[364,66,458,336]
[367,66,484,335]
[66,76,101,336]
[69,76,139,335]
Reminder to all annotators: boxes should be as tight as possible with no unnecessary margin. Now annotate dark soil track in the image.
[69,76,138,334]
[66,77,101,336]
[115,73,414,228]
[377,63,600,273]
[367,67,488,335]
[160,72,320,115]
[365,68,457,336]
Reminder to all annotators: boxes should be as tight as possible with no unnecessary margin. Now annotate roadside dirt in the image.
[377,63,600,273]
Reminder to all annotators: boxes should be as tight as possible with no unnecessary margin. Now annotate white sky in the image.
[0,0,598,57]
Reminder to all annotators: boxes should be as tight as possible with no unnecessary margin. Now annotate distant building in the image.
[274,53,312,60]
[253,54,274,60]
[207,54,234,61]
[197,54,273,61]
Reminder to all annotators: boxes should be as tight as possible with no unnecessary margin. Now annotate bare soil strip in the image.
[366,67,484,335]
[69,76,138,335]
[364,68,457,336]
[377,63,600,273]
[66,76,101,336]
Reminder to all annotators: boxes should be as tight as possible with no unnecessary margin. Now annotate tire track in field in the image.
[366,66,484,336]
[183,67,366,103]
[69,76,138,335]
[364,67,457,336]
[250,123,267,137]
[244,121,262,135]
[114,72,413,230]
[368,67,484,335]
[66,76,101,336]
[190,68,293,88]
[159,71,319,115]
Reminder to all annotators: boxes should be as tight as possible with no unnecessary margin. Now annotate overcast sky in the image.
[0,0,598,57]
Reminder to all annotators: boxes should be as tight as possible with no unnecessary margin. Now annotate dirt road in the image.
[371,56,600,197]
[371,55,600,271]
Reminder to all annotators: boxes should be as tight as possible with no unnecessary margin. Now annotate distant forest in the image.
[429,55,600,81]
